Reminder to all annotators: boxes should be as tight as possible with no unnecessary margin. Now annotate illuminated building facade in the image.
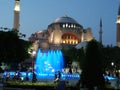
[29,16,93,50]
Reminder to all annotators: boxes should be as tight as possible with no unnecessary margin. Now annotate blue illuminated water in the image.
[3,49,80,81]
[35,49,64,79]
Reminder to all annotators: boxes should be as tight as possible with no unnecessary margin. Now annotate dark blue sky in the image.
[0,0,119,46]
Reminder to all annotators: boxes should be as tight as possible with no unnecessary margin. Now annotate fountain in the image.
[3,48,80,84]
[35,49,64,79]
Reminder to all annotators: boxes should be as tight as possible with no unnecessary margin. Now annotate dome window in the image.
[66,23,68,27]
[63,24,65,28]
[74,25,76,28]
[69,25,71,28]
[71,24,73,28]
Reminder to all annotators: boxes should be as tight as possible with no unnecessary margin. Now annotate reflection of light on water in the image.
[52,69,55,72]
[3,71,80,80]
[104,75,116,80]
[44,61,47,64]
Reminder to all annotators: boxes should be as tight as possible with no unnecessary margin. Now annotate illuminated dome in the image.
[54,16,79,24]
[51,16,83,28]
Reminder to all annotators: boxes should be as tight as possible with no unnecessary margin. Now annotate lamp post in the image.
[111,62,117,77]
[31,50,36,82]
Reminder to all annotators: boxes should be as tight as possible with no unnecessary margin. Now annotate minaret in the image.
[13,0,20,32]
[116,5,120,47]
[99,18,102,44]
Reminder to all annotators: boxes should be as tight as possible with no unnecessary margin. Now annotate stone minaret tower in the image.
[99,18,102,44]
[13,0,20,31]
[116,5,120,47]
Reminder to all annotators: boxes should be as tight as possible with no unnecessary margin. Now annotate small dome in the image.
[53,16,79,24]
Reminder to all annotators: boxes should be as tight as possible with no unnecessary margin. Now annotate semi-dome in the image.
[53,16,79,24]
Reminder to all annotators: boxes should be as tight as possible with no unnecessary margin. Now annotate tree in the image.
[62,48,73,68]
[62,46,85,73]
[0,30,31,70]
[80,40,105,89]
[102,46,120,72]
[76,47,85,70]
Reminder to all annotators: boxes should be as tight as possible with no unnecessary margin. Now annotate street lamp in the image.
[111,62,117,76]
[31,50,36,82]
[111,62,114,66]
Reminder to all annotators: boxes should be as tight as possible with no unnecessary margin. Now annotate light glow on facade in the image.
[29,16,93,49]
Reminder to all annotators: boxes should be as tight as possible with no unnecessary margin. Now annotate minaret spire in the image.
[13,0,20,32]
[99,18,103,44]
[118,5,120,15]
[116,5,120,47]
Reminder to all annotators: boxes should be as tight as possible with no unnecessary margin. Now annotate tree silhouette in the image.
[80,40,105,90]
[102,46,120,72]
[0,31,31,70]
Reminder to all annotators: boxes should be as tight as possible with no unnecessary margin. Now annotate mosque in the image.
[13,0,120,50]
[29,16,93,50]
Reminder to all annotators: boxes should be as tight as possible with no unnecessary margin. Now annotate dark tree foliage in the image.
[102,46,120,71]
[80,40,105,89]
[62,48,74,67]
[77,48,85,69]
[0,31,31,65]
[62,46,85,69]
